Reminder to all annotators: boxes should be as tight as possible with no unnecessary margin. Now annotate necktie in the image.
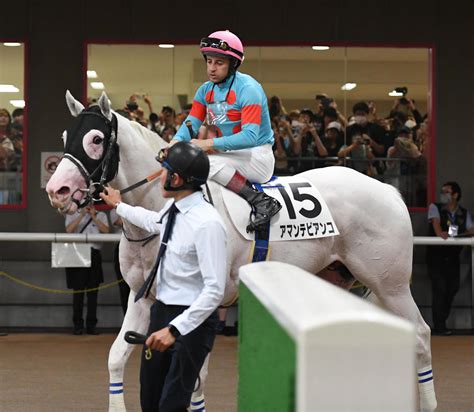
[134,203,179,302]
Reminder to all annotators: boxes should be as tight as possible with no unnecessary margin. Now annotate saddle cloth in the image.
[221,175,339,242]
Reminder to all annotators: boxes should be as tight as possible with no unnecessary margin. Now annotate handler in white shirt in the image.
[100,142,227,412]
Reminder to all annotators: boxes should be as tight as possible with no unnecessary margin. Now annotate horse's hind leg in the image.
[376,286,436,411]
[108,291,151,412]
[343,257,437,412]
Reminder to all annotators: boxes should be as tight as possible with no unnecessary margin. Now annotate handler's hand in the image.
[100,186,122,208]
[87,205,97,218]
[146,327,176,352]
[191,138,214,152]
[439,231,449,240]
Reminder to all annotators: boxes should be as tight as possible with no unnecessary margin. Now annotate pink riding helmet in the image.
[200,30,244,66]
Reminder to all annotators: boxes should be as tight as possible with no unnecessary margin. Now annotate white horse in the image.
[46,92,437,412]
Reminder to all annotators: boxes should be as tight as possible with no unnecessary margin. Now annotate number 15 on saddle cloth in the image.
[221,175,339,242]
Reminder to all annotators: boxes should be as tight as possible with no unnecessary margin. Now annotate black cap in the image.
[157,142,209,191]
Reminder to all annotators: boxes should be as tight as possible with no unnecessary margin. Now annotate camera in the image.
[321,97,334,109]
[315,94,333,109]
[126,101,138,111]
[395,87,408,95]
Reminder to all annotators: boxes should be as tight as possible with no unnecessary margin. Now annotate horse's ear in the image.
[65,90,85,117]
[98,92,113,121]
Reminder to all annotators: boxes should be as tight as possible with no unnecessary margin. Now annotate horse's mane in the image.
[116,112,167,153]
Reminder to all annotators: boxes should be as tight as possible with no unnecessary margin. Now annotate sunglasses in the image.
[200,37,243,58]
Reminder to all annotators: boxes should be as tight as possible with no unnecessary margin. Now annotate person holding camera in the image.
[346,101,386,156]
[171,30,281,233]
[297,108,328,171]
[64,205,109,335]
[269,95,288,122]
[272,118,300,174]
[322,121,344,166]
[386,126,421,166]
[123,94,142,121]
[427,182,474,335]
[389,93,423,126]
[337,128,376,176]
[315,95,347,134]
[0,108,16,173]
[124,93,157,128]
[385,126,425,202]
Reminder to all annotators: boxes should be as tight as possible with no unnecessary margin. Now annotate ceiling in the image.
[0,42,430,116]
[87,44,429,114]
[0,43,24,113]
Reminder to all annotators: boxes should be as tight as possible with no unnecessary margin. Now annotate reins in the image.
[119,170,163,195]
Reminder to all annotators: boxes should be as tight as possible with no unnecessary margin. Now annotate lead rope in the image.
[124,331,202,392]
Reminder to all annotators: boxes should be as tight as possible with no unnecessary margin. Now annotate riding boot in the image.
[226,172,282,233]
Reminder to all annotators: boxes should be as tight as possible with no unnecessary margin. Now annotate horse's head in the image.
[46,90,120,214]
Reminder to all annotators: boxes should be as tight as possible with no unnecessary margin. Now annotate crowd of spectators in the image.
[270,94,429,205]
[88,91,429,206]
[0,107,24,172]
[100,93,192,144]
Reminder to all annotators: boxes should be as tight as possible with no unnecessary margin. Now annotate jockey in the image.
[171,30,282,232]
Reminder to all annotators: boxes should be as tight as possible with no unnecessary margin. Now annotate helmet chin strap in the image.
[162,163,201,192]
[163,171,185,192]
[215,65,236,84]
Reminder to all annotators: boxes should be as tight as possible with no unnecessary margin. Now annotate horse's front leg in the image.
[108,290,151,412]
[190,354,210,411]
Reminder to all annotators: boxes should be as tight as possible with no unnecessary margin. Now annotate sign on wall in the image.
[40,152,62,188]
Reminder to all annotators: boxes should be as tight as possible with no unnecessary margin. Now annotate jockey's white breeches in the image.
[209,144,275,185]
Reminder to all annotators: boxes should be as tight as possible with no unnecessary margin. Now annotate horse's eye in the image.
[92,136,104,145]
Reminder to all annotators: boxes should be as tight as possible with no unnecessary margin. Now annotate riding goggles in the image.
[156,148,168,164]
[200,37,244,58]
[156,148,175,173]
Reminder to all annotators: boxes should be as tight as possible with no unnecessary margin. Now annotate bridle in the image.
[63,108,164,244]
[63,110,119,209]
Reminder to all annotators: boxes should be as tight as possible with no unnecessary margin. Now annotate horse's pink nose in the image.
[46,180,70,199]
[56,186,70,196]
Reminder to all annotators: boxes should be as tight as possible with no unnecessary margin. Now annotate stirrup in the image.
[246,213,270,233]
[245,198,282,233]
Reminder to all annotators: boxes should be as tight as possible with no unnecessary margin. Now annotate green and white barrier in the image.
[238,262,415,412]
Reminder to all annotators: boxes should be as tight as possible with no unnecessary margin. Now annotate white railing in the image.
[0,232,472,329]
[413,236,474,246]
[0,232,472,246]
[0,232,121,242]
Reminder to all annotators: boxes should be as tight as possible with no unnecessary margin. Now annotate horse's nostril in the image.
[57,186,70,196]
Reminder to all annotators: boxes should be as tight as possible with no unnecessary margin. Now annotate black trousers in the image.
[140,300,218,412]
[427,252,461,331]
[73,289,98,329]
[68,249,103,330]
